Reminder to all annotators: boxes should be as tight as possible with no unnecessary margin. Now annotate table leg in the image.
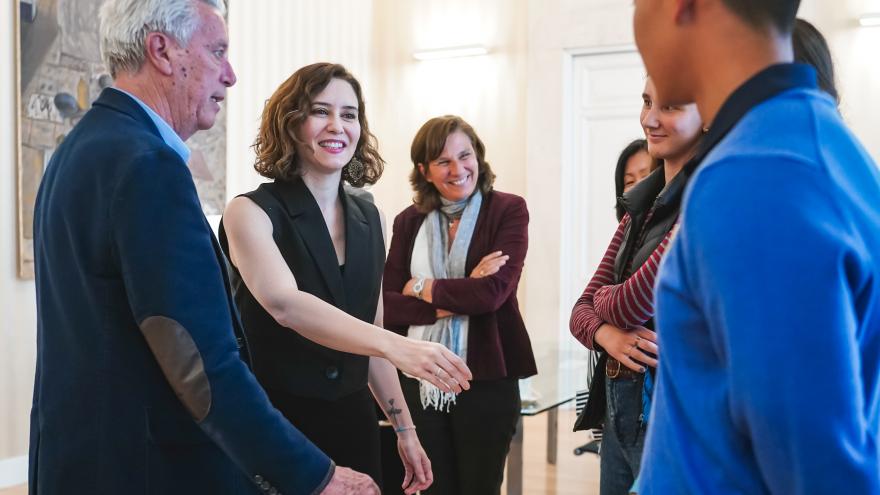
[547,407,558,465]
[506,416,524,495]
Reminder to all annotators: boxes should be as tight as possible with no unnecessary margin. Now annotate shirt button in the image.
[325,366,339,380]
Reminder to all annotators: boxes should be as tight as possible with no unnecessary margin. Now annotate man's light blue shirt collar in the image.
[112,87,191,164]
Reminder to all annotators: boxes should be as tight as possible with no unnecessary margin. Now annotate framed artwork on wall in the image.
[14,0,228,278]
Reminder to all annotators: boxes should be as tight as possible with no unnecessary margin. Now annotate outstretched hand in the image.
[384,336,472,393]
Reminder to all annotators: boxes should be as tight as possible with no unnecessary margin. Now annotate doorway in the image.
[557,47,646,396]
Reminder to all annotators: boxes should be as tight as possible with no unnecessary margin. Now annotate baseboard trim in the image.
[0,455,27,489]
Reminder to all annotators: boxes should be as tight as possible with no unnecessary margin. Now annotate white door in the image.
[558,48,646,396]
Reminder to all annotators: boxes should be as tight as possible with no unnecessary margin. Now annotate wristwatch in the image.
[412,277,426,300]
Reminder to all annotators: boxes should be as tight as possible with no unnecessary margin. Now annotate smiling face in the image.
[294,78,361,175]
[623,150,653,192]
[167,2,236,140]
[421,130,479,202]
[640,78,702,163]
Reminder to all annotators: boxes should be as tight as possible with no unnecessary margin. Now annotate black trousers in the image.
[401,375,521,495]
[266,386,383,487]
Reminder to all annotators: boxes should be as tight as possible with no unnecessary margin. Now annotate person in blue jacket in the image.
[632,0,880,493]
[30,1,462,493]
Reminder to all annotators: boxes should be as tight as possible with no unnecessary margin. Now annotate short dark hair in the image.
[253,62,384,187]
[409,115,495,213]
[614,139,649,222]
[720,0,801,33]
[793,18,838,104]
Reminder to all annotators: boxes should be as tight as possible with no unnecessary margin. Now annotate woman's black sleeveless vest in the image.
[574,166,687,431]
[614,166,688,330]
[218,178,385,400]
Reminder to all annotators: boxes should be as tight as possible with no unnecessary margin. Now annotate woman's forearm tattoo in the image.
[388,398,402,423]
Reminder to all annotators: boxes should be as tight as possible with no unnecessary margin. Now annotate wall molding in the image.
[0,455,27,489]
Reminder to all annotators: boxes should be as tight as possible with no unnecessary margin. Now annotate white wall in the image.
[801,0,880,160]
[1,0,38,473]
[226,0,374,199]
[367,0,529,222]
[523,0,637,394]
[226,0,531,223]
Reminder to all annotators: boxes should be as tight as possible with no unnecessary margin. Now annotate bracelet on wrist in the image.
[394,425,417,433]
[412,277,426,300]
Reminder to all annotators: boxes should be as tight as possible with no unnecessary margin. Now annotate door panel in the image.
[559,50,645,395]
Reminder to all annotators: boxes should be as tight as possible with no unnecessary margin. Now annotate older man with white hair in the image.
[31,0,380,493]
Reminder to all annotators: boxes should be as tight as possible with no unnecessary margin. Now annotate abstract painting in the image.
[15,0,227,278]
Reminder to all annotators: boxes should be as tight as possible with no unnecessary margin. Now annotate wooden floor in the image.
[502,409,600,495]
[0,484,24,495]
[0,410,599,495]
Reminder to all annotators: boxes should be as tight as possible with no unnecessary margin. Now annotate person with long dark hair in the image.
[793,18,838,104]
[614,139,653,221]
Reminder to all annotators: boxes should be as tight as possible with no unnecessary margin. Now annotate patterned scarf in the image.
[420,190,483,411]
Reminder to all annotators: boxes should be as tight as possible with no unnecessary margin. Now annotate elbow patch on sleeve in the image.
[140,316,212,422]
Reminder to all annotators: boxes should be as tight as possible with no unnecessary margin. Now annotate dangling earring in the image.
[346,157,364,182]
[702,126,709,134]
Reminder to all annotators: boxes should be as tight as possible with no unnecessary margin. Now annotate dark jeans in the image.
[400,375,520,495]
[600,374,646,495]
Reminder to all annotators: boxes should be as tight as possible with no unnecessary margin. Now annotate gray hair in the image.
[99,0,226,78]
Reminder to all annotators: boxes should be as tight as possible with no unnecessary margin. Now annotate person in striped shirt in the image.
[570,76,703,495]
[578,138,651,456]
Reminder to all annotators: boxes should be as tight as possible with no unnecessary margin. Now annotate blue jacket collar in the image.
[687,63,818,175]
[92,87,160,136]
[106,87,191,163]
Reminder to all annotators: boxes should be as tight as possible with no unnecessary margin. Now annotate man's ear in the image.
[418,163,428,180]
[144,32,174,76]
[674,0,697,25]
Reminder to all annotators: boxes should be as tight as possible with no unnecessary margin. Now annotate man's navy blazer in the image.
[31,88,334,494]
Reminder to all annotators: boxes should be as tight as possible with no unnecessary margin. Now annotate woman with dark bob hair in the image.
[614,138,652,221]
[220,64,473,493]
[383,115,537,494]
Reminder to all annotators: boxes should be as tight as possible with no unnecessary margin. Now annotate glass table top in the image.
[518,343,589,415]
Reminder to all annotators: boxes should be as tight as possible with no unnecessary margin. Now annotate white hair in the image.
[99,0,226,78]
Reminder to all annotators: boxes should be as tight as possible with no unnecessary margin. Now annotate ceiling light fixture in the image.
[413,45,489,61]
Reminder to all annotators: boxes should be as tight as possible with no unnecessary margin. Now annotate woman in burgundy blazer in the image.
[384,115,536,495]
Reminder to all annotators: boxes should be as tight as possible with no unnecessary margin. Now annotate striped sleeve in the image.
[593,227,675,329]
[569,215,631,349]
